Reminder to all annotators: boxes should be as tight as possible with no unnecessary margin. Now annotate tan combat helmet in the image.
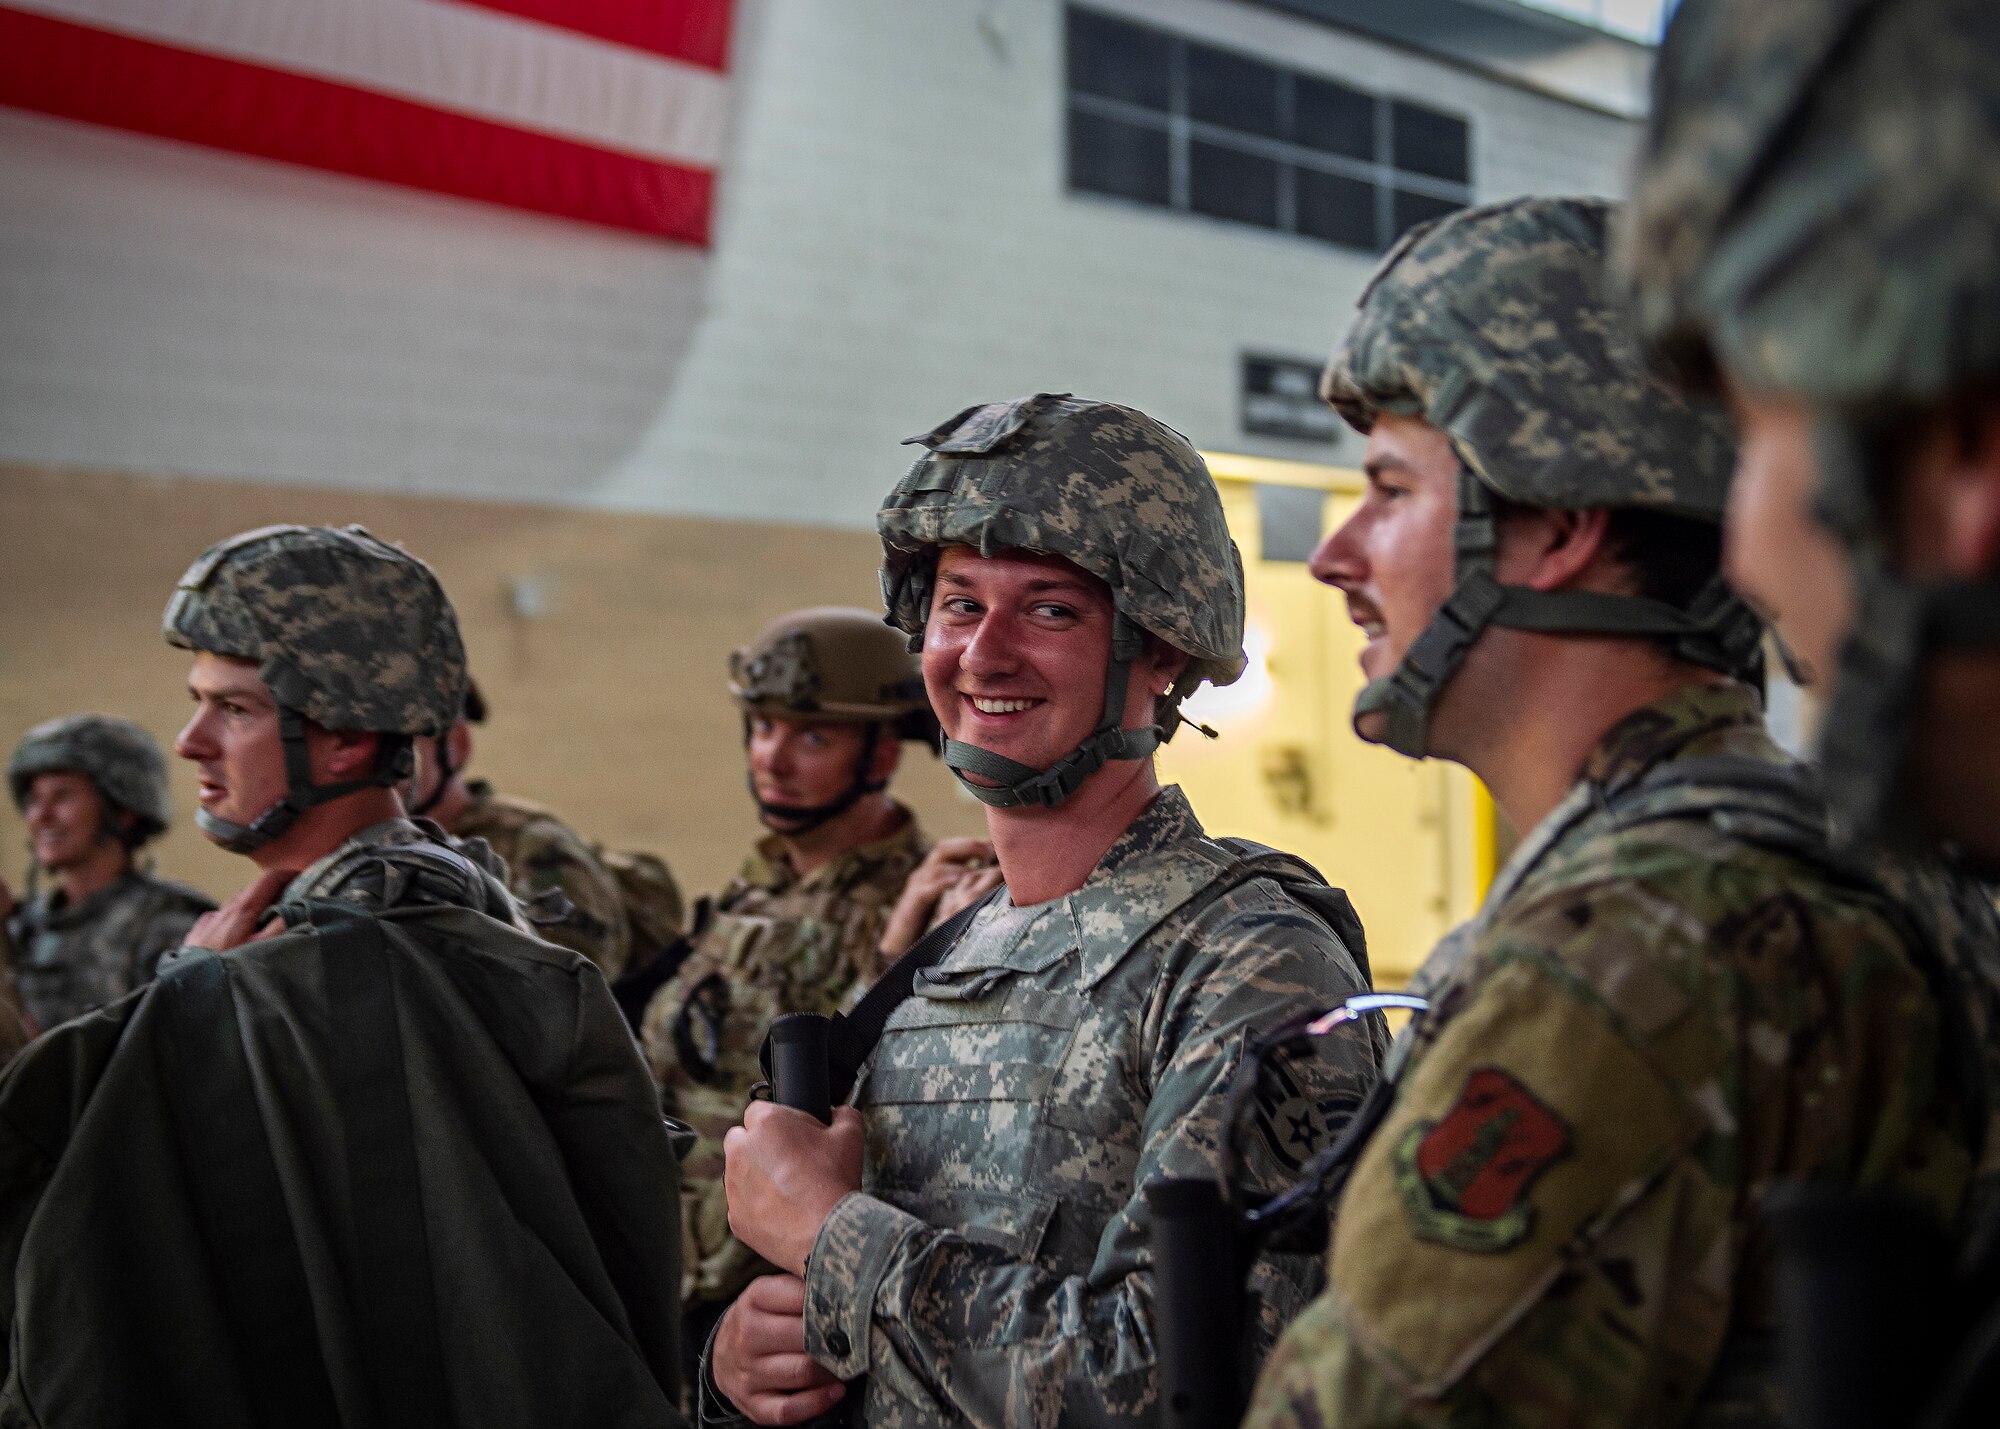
[1625,0,2000,846]
[878,393,1246,809]
[729,606,939,832]
[1323,196,1760,758]
[163,524,467,852]
[9,714,174,848]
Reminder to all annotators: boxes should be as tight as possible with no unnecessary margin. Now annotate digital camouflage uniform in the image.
[643,606,938,1314]
[5,714,213,1035]
[699,397,1382,1429]
[3,873,211,1033]
[0,526,689,1427]
[1243,197,2000,1429]
[644,813,929,1308]
[454,778,634,976]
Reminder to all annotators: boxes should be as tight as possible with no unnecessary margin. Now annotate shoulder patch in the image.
[1393,1067,1571,1252]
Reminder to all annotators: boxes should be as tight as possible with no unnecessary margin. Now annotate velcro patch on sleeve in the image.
[1393,1067,1571,1253]
[1329,954,1703,1397]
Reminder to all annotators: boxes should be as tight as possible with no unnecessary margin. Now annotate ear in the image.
[1937,403,2000,579]
[320,728,382,781]
[1504,506,1616,593]
[1142,641,1191,699]
[868,729,903,785]
[446,717,474,772]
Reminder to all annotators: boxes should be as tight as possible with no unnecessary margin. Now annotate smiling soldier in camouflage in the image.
[1241,197,2000,1429]
[3,714,212,1043]
[705,395,1381,1429]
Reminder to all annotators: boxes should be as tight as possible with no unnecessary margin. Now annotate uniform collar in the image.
[924,785,1226,993]
[38,868,143,928]
[1578,679,1772,798]
[739,802,926,896]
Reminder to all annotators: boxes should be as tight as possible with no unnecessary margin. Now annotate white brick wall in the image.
[0,0,1638,527]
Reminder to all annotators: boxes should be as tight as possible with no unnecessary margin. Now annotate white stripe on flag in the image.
[4,0,728,166]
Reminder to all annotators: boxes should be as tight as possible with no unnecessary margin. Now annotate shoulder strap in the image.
[1214,839,1373,989]
[760,890,997,1107]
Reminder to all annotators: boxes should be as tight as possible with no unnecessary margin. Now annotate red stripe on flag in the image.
[0,7,713,243]
[449,0,732,70]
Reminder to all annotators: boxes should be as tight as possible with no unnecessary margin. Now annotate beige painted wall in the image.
[1,465,987,907]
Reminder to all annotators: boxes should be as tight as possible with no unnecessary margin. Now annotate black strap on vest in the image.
[759,890,996,1107]
[155,952,343,1428]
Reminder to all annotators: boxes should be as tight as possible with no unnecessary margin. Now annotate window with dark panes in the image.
[1189,141,1281,227]
[1187,46,1282,140]
[1390,100,1470,184]
[1293,75,1375,161]
[1296,169,1379,251]
[1064,6,1472,253]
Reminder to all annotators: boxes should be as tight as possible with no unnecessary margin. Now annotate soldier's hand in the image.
[186,868,295,950]
[724,1102,863,1277]
[712,1274,846,1426]
[878,837,998,961]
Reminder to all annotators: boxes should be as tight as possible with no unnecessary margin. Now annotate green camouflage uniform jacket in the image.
[454,779,634,977]
[2,870,214,1033]
[1245,681,2000,1429]
[716,785,1379,1429]
[642,808,929,1310]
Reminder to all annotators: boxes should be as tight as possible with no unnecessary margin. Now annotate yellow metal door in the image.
[1157,454,1496,985]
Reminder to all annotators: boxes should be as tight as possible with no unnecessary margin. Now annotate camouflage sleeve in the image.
[509,821,632,978]
[1242,864,1953,1429]
[800,894,1379,1429]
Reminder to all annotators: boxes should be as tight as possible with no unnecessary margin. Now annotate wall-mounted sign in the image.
[1241,354,1342,444]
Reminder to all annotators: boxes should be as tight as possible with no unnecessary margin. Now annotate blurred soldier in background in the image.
[1628,2,2000,1422]
[640,606,948,1374]
[3,714,211,1042]
[1243,197,2000,1429]
[408,678,661,978]
[0,524,687,1427]
[710,397,1379,1429]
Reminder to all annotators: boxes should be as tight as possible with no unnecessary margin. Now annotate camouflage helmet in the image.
[8,714,173,843]
[729,607,940,833]
[878,394,1246,809]
[1625,0,2000,410]
[163,524,467,852]
[1324,197,1760,759]
[1326,196,1736,519]
[1626,0,2000,848]
[164,524,465,737]
[729,606,936,739]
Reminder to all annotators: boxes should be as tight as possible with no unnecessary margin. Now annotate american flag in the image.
[0,0,732,244]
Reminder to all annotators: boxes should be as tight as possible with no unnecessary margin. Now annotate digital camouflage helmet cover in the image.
[1626,0,2000,845]
[728,606,939,832]
[1322,195,1760,758]
[9,714,174,846]
[163,524,467,851]
[878,393,1246,809]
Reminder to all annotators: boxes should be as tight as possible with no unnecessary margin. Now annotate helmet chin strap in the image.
[943,613,1163,810]
[197,708,413,854]
[1353,465,1766,759]
[748,722,886,837]
[1808,418,2000,850]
